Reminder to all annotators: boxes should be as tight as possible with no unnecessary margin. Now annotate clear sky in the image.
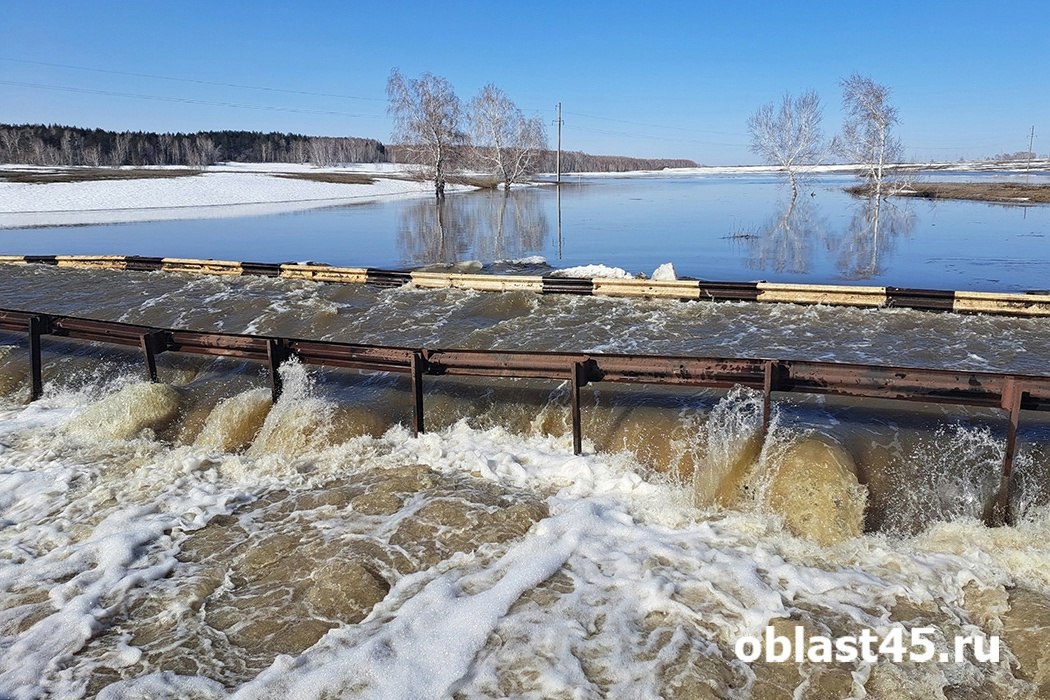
[1,0,1046,165]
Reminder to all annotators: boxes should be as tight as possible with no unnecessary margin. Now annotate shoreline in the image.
[0,163,460,229]
[2,161,1048,228]
[846,181,1050,205]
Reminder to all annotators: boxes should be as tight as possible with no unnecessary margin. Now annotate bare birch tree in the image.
[836,74,904,199]
[0,129,22,163]
[467,84,548,190]
[747,90,824,199]
[111,133,130,166]
[387,69,466,197]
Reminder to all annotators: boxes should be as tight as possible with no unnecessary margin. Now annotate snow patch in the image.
[651,262,677,281]
[550,264,633,279]
[0,164,465,229]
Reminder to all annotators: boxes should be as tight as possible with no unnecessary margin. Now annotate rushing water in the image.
[2,175,1050,698]
[2,171,1050,291]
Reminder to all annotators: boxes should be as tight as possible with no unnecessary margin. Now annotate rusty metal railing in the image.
[2,307,1048,526]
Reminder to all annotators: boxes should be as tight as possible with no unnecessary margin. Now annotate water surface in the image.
[3,173,1050,699]
[2,171,1048,291]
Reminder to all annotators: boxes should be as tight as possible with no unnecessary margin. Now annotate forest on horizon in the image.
[0,123,699,173]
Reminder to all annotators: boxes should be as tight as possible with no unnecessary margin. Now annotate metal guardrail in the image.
[1,307,1047,526]
[4,255,1050,316]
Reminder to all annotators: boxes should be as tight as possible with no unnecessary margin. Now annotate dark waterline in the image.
[2,173,1048,291]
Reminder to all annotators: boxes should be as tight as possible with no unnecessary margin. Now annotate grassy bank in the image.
[846,181,1050,204]
[0,168,203,184]
[275,171,376,185]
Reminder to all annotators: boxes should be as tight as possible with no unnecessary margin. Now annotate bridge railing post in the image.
[266,338,290,403]
[411,351,425,437]
[992,377,1024,526]
[139,330,167,383]
[28,314,47,401]
[570,360,588,455]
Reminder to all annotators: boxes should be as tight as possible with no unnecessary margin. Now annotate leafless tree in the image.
[836,74,905,199]
[82,145,101,167]
[309,137,335,166]
[467,84,548,190]
[747,90,825,198]
[111,133,130,165]
[0,129,23,163]
[387,69,466,197]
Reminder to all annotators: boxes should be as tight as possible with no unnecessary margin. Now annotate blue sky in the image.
[1,0,1046,164]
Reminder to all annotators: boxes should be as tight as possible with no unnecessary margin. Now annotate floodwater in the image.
[1,174,1050,698]
[2,171,1050,291]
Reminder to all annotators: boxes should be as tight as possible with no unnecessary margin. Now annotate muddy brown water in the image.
[2,264,1050,698]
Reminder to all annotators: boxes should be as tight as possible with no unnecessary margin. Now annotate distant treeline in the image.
[537,150,697,173]
[385,144,695,173]
[0,124,698,172]
[0,124,387,167]
[990,150,1046,162]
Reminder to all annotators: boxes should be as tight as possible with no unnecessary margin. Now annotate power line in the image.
[0,80,383,119]
[565,110,740,136]
[0,57,386,102]
[570,123,745,147]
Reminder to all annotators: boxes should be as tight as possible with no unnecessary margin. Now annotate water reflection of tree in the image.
[746,195,827,274]
[397,190,550,266]
[832,197,915,280]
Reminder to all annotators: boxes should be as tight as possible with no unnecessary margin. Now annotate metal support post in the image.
[571,361,584,455]
[993,377,1023,526]
[139,331,166,383]
[28,315,45,401]
[267,338,289,403]
[411,351,425,437]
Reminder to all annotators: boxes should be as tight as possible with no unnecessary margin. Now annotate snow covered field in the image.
[2,160,1046,230]
[0,163,456,228]
[0,161,856,230]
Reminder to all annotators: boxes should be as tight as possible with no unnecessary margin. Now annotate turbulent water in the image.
[2,264,1050,699]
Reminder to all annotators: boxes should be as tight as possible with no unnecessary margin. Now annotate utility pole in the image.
[1026,125,1035,183]
[555,102,563,184]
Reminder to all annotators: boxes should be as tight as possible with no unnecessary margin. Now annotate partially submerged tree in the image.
[747,90,825,198]
[836,74,904,199]
[467,84,548,190]
[386,69,466,197]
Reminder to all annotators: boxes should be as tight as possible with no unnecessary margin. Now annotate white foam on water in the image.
[1,368,1049,698]
[0,392,267,699]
